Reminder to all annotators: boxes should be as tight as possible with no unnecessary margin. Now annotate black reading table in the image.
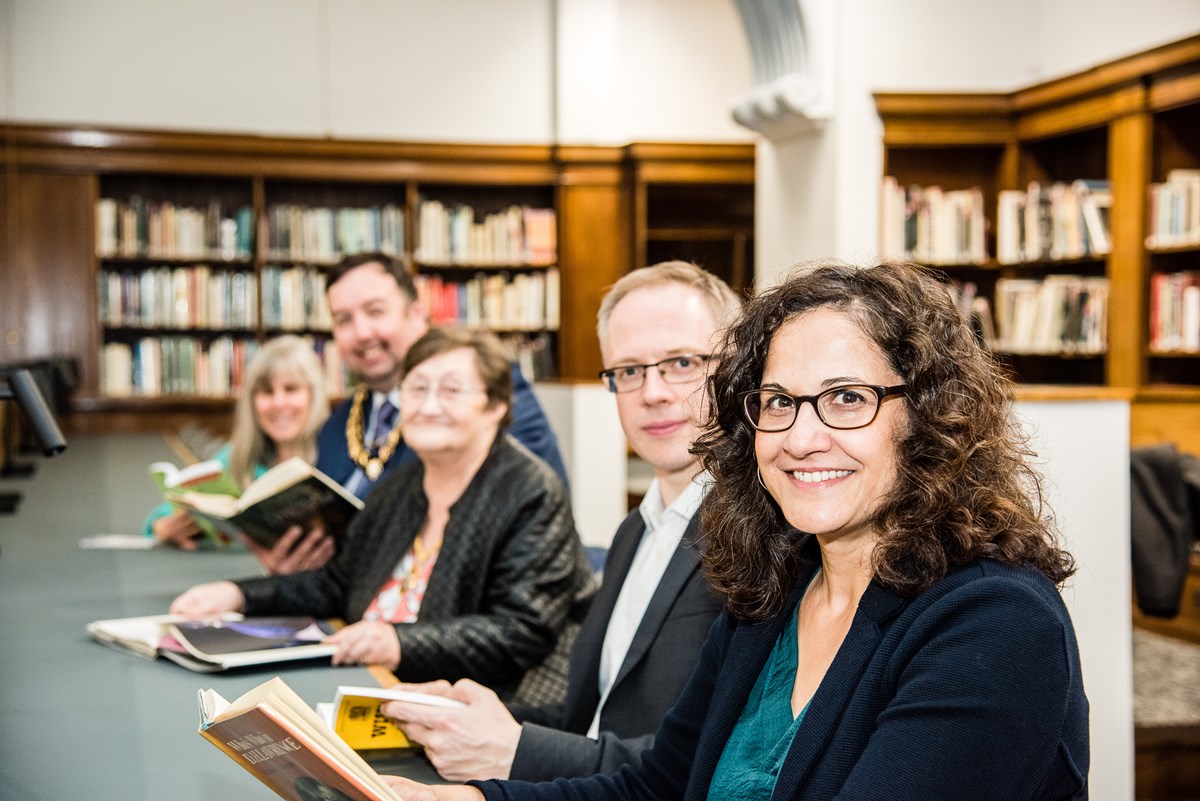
[0,433,438,800]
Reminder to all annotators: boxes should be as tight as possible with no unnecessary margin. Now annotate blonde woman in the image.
[144,335,333,574]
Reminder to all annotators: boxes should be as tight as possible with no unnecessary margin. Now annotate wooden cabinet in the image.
[875,34,1200,455]
[628,143,755,298]
[0,128,754,431]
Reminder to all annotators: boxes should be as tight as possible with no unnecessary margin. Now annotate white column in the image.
[1016,397,1134,801]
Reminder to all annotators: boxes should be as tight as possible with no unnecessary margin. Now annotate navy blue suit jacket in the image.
[316,361,567,497]
[474,542,1089,801]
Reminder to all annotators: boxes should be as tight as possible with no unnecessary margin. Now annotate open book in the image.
[87,613,338,673]
[168,457,363,548]
[150,458,241,546]
[317,686,465,751]
[198,677,402,801]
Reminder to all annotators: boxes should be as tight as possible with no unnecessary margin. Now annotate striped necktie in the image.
[371,398,398,452]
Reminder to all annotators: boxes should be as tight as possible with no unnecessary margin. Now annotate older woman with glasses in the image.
[385,261,1089,801]
[171,328,594,703]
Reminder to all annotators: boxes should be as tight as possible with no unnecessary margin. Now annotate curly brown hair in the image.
[694,261,1075,621]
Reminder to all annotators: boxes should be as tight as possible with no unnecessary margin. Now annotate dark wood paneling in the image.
[2,170,96,391]
[1136,725,1200,801]
[557,177,628,381]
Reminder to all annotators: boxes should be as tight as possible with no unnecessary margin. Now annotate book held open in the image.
[87,613,339,673]
[149,458,241,546]
[168,457,363,548]
[199,677,402,801]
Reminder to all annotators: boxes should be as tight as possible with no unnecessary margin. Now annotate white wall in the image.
[532,381,626,548]
[556,0,752,144]
[0,0,751,144]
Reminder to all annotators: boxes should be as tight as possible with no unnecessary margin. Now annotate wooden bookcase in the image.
[627,143,755,298]
[875,34,1200,457]
[0,128,754,432]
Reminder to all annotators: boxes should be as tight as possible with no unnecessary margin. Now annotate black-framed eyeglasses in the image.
[599,354,713,393]
[740,384,908,432]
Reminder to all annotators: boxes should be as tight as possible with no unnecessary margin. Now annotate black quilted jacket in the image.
[237,434,594,698]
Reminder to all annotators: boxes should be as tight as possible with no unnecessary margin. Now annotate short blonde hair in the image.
[596,261,743,355]
[228,335,328,487]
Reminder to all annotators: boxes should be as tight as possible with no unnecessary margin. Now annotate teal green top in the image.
[707,589,811,801]
[141,445,268,538]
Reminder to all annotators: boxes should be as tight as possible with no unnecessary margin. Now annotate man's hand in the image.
[381,680,522,782]
[169,580,245,617]
[242,525,334,575]
[152,509,203,550]
[380,777,484,801]
[326,620,401,669]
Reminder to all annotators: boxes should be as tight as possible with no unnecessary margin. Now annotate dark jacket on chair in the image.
[1131,443,1200,617]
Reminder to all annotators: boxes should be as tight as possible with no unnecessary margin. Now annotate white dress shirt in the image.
[586,471,710,738]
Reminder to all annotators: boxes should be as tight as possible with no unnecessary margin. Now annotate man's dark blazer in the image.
[315,361,568,497]
[506,506,722,781]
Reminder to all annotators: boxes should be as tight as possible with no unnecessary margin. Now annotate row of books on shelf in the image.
[415,201,556,266]
[415,269,560,332]
[880,180,987,265]
[100,335,352,398]
[99,267,259,330]
[96,198,254,261]
[102,336,259,397]
[880,178,1113,265]
[991,275,1108,355]
[95,195,558,267]
[95,329,562,399]
[1148,169,1200,249]
[262,265,332,331]
[265,204,405,263]
[1150,270,1200,353]
[996,180,1111,264]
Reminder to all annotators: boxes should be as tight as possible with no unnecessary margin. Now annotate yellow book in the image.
[329,686,464,751]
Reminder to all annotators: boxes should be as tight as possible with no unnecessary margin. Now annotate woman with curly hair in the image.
[385,261,1090,801]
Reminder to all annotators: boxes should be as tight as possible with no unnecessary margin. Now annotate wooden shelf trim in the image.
[1014,34,1200,112]
[1012,385,1135,402]
[879,36,1200,143]
[72,394,237,412]
[1148,69,1200,112]
[646,227,753,241]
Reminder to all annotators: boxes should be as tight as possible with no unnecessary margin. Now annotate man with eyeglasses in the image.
[380,260,742,782]
[256,252,567,574]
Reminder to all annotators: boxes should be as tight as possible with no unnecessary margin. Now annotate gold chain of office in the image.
[345,385,403,481]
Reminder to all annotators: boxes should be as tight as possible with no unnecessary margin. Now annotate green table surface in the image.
[0,434,440,800]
